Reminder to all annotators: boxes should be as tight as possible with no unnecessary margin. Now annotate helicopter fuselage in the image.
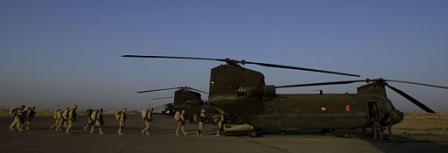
[209,64,404,131]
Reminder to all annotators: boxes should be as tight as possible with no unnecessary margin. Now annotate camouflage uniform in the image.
[90,109,104,135]
[214,112,224,136]
[65,105,78,134]
[197,109,206,136]
[140,108,153,135]
[61,107,70,129]
[175,110,187,136]
[54,109,64,131]
[9,106,25,132]
[371,115,382,139]
[83,109,94,131]
[50,109,60,131]
[115,110,127,135]
[23,106,36,131]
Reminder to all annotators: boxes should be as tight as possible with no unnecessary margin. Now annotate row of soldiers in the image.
[9,105,225,136]
[49,105,78,134]
[8,105,36,132]
[175,109,225,136]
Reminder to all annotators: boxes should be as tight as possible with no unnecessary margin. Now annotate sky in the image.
[1,0,447,112]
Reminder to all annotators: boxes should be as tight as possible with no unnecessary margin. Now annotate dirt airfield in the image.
[0,113,447,153]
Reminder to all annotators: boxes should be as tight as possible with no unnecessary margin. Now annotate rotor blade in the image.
[186,87,209,94]
[122,55,226,62]
[244,61,360,77]
[385,84,436,113]
[276,80,366,88]
[137,87,180,93]
[151,97,174,100]
[122,54,360,77]
[385,80,448,90]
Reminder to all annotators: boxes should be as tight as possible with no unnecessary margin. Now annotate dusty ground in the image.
[0,113,447,153]
[394,113,448,136]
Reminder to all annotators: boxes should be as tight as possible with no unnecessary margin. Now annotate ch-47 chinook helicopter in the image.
[137,86,222,121]
[122,55,447,136]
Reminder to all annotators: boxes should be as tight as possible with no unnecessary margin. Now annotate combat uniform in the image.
[197,109,206,136]
[90,109,104,135]
[140,108,153,135]
[371,115,382,139]
[50,109,60,131]
[23,106,36,131]
[175,110,187,136]
[115,110,127,135]
[214,112,224,136]
[54,109,64,131]
[65,105,78,134]
[61,107,70,129]
[9,106,25,132]
[83,109,94,131]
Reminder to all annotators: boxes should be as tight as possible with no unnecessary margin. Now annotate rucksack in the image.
[141,109,148,120]
[90,110,98,121]
[174,112,181,121]
[9,108,17,116]
[62,110,69,120]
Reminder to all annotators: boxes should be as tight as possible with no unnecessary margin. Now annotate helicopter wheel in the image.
[249,129,262,137]
[280,130,287,135]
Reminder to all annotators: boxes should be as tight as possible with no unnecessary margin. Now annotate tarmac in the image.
[1,114,447,153]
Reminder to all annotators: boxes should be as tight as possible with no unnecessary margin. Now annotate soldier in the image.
[213,111,224,136]
[197,109,206,136]
[65,105,78,134]
[382,113,393,139]
[9,105,25,132]
[50,109,60,131]
[23,106,36,130]
[140,107,153,135]
[175,110,187,136]
[83,109,94,131]
[115,108,127,135]
[61,107,70,129]
[55,109,64,131]
[90,108,104,135]
[371,115,382,139]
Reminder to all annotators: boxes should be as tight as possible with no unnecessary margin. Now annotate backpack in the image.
[29,110,36,119]
[174,112,181,121]
[90,110,98,121]
[86,109,93,118]
[115,111,121,121]
[141,109,148,120]
[62,110,69,120]
[70,109,77,121]
[9,108,17,116]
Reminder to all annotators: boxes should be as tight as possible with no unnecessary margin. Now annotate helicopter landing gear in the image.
[343,131,351,138]
[280,130,287,135]
[249,126,262,137]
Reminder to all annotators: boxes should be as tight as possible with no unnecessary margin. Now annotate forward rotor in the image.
[137,86,208,94]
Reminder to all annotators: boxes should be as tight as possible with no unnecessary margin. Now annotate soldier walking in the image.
[55,109,64,131]
[61,107,70,129]
[83,109,94,131]
[90,108,104,135]
[65,105,78,134]
[140,107,153,135]
[213,111,224,136]
[23,106,36,131]
[50,109,60,131]
[197,109,206,136]
[175,110,187,136]
[115,108,127,135]
[9,105,25,132]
